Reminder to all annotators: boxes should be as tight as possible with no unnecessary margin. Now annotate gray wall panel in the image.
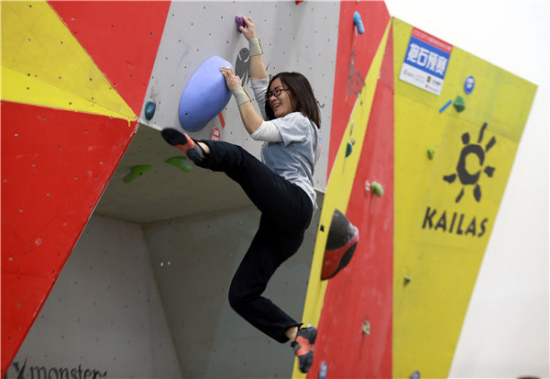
[142,1,341,191]
[7,216,181,378]
[143,196,322,378]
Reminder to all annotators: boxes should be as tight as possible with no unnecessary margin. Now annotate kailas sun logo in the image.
[443,123,496,203]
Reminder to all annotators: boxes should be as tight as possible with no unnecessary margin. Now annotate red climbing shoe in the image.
[161,128,196,152]
[161,128,204,163]
[291,326,317,373]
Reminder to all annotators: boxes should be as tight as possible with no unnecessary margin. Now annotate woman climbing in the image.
[161,15,320,373]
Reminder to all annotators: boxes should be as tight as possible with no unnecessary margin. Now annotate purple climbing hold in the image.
[235,16,245,33]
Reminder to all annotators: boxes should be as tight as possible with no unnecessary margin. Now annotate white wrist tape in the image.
[232,87,252,106]
[249,38,263,56]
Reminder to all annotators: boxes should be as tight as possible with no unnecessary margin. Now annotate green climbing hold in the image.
[427,147,435,160]
[371,181,384,197]
[404,275,411,286]
[345,141,353,157]
[453,96,465,112]
[362,320,371,335]
[123,165,152,183]
[165,156,192,172]
[144,101,156,120]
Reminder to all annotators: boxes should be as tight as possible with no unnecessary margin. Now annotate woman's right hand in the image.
[239,16,257,41]
[220,67,242,92]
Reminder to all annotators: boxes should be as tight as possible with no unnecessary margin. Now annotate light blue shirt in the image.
[250,79,319,209]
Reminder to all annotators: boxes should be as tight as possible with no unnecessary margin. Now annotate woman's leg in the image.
[196,140,312,230]
[228,215,305,343]
[162,129,311,228]
[162,129,314,343]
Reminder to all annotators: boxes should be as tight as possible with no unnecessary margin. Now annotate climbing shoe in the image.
[291,326,317,373]
[161,128,204,163]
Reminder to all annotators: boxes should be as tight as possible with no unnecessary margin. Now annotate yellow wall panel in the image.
[392,18,536,378]
[1,1,135,121]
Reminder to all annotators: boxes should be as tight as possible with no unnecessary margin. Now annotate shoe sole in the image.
[161,128,189,146]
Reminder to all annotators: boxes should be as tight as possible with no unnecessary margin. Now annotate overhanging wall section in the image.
[1,1,169,374]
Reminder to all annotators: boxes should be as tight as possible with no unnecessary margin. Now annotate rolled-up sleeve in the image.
[250,121,283,142]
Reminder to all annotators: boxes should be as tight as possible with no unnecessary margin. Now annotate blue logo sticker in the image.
[464,75,475,94]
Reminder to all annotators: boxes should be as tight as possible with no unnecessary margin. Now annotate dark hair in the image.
[265,72,321,128]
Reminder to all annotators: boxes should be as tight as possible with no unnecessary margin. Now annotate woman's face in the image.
[267,78,296,118]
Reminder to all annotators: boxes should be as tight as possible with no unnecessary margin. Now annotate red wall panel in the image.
[308,5,394,377]
[1,102,136,374]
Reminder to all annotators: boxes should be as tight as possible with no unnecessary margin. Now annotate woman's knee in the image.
[228,274,265,313]
[228,283,247,313]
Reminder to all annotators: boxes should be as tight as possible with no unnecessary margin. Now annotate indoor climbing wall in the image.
[295,8,536,379]
[0,1,170,375]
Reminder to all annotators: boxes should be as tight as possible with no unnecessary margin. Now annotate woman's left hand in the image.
[220,66,242,92]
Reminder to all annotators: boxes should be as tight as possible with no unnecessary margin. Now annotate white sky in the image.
[384,0,549,377]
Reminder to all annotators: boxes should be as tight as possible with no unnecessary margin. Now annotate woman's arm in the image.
[239,16,268,81]
[220,67,263,135]
[219,15,270,135]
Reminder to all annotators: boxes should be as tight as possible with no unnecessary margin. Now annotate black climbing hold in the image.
[321,209,359,280]
[345,141,353,157]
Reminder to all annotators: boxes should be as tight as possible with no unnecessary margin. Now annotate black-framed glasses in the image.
[267,87,290,99]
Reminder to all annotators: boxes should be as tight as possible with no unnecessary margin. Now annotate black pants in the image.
[194,140,314,343]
